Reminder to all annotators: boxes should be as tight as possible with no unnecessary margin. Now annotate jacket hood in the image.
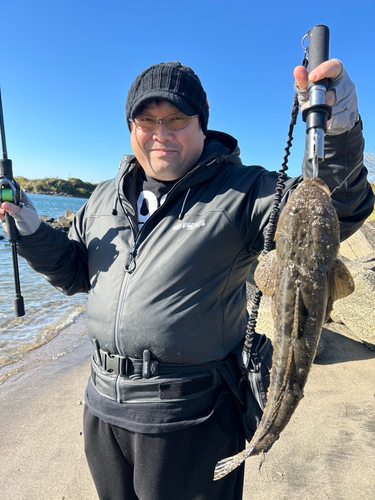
[203,130,242,167]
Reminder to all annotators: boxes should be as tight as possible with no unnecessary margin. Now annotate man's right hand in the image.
[1,192,41,236]
[0,201,21,219]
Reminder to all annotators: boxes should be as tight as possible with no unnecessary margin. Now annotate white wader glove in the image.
[2,191,41,236]
[295,67,358,135]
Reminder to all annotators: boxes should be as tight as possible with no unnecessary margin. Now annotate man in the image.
[1,60,374,500]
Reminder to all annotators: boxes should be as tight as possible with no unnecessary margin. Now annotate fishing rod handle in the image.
[5,211,19,243]
[5,212,25,317]
[308,24,330,89]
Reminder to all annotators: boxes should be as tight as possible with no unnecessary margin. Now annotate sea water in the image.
[0,194,88,370]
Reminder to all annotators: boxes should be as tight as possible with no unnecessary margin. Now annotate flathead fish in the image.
[214,177,354,480]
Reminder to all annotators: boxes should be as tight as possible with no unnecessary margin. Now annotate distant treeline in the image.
[15,177,99,198]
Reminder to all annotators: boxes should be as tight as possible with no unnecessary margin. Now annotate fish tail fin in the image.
[213,448,252,481]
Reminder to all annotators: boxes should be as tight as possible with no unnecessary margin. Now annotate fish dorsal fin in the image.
[332,259,355,302]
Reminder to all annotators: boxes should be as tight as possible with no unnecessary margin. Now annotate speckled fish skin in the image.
[213,178,354,481]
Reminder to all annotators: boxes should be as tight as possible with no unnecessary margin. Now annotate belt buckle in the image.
[103,352,128,376]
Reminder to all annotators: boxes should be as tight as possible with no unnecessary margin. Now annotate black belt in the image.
[96,348,226,378]
[91,349,225,403]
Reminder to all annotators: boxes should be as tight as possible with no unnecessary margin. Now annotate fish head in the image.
[275,178,340,270]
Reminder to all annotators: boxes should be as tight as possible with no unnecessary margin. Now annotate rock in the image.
[340,221,375,260]
[331,253,375,350]
[57,216,71,228]
[39,211,77,234]
[65,210,75,223]
[40,215,55,223]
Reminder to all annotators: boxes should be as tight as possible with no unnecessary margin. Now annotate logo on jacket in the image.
[172,220,206,231]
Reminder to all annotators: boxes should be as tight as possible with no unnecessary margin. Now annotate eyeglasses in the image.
[130,113,199,132]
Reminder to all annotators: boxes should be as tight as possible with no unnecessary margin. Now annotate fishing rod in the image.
[0,87,25,317]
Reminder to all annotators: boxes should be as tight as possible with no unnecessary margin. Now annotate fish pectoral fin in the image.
[254,250,278,297]
[332,259,355,301]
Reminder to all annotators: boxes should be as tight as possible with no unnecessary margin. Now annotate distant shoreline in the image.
[25,190,90,199]
[16,176,98,199]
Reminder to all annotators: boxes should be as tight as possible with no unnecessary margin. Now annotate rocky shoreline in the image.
[26,191,88,198]
[40,209,76,232]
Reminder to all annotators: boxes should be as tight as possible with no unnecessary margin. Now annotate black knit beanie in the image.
[126,62,209,134]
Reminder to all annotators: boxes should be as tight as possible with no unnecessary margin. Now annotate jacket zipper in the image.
[114,154,218,338]
[113,208,138,354]
[113,155,218,400]
[113,207,138,401]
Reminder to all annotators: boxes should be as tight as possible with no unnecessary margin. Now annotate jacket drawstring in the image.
[112,156,137,216]
[178,188,191,220]
[111,193,118,215]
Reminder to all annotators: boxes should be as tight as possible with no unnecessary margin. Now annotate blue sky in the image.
[1,0,374,184]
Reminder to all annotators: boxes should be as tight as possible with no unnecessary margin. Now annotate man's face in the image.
[130,101,206,181]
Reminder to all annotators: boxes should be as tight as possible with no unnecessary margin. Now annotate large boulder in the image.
[331,253,375,350]
[340,221,375,260]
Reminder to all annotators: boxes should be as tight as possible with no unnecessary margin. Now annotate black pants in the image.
[84,395,246,500]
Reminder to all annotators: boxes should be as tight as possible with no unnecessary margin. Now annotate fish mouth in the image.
[303,177,331,196]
